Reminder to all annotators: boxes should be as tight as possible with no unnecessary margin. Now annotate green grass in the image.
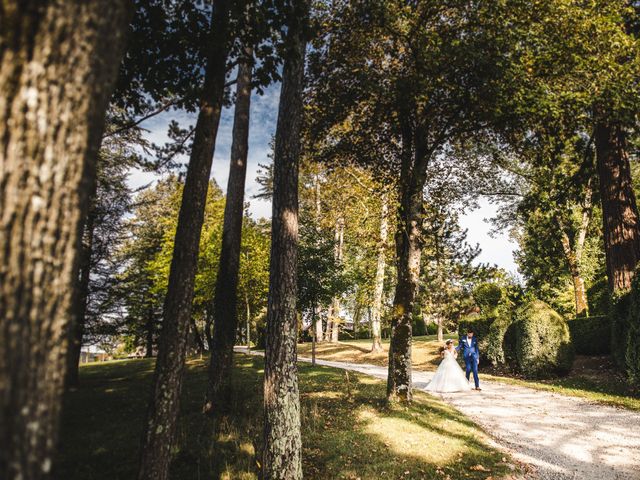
[57,354,517,480]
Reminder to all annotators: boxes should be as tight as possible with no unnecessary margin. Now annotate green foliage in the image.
[567,316,611,355]
[486,316,512,366]
[625,273,640,385]
[512,300,575,378]
[611,293,632,369]
[411,315,428,337]
[472,283,503,316]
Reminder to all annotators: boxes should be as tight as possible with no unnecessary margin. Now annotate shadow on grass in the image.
[57,355,514,480]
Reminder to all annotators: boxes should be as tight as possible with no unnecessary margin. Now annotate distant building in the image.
[80,345,110,363]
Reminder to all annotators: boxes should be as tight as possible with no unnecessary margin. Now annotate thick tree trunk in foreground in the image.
[137,2,230,479]
[387,141,426,402]
[371,195,388,352]
[262,4,307,478]
[595,122,640,293]
[205,50,253,414]
[0,2,130,479]
[67,201,97,387]
[386,195,421,402]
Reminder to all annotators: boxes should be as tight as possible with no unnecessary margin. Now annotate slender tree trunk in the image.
[262,3,307,477]
[437,317,444,342]
[66,201,97,387]
[595,122,640,292]
[190,316,206,355]
[137,2,230,479]
[0,2,130,479]
[145,308,155,358]
[324,310,333,341]
[205,49,253,415]
[313,173,324,342]
[328,216,344,342]
[246,293,251,349]
[371,194,388,352]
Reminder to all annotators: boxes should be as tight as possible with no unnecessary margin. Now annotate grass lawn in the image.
[297,336,640,411]
[57,353,518,480]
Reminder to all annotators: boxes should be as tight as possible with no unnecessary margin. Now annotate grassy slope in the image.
[297,336,640,411]
[57,354,517,480]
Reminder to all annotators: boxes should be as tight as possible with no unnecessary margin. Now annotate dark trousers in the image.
[465,356,479,388]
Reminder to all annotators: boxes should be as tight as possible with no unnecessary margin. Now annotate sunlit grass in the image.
[58,353,517,479]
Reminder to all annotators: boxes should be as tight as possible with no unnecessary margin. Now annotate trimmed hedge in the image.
[486,316,511,366]
[625,274,640,385]
[512,300,574,378]
[611,293,632,369]
[567,316,611,355]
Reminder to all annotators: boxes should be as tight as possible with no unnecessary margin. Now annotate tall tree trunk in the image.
[246,292,251,349]
[0,2,130,479]
[437,317,444,342]
[205,48,253,415]
[386,132,427,403]
[66,200,97,387]
[145,307,155,358]
[313,172,324,342]
[328,216,344,343]
[595,122,640,292]
[137,2,230,479]
[262,3,307,477]
[371,194,388,352]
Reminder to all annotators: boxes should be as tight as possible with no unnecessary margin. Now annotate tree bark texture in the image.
[328,216,344,342]
[0,2,130,479]
[205,49,253,414]
[595,122,640,293]
[262,4,307,478]
[137,2,230,479]
[386,131,428,403]
[371,194,388,352]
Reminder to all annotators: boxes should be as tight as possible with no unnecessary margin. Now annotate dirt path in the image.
[238,348,640,480]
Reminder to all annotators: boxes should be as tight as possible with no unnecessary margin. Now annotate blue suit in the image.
[456,335,480,388]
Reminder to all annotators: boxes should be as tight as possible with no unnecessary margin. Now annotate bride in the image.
[426,339,472,393]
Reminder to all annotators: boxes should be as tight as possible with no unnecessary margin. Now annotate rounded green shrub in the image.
[486,316,511,366]
[625,273,640,385]
[567,316,611,355]
[513,300,575,378]
[473,283,503,315]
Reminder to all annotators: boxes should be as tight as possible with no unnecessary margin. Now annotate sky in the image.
[129,83,520,275]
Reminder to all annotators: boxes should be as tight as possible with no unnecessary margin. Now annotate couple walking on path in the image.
[426,328,481,393]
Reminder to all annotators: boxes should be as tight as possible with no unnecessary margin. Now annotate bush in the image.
[412,315,428,336]
[473,283,503,315]
[486,316,511,366]
[611,293,631,369]
[425,321,439,336]
[512,300,574,378]
[567,316,611,355]
[458,314,494,362]
[625,274,640,385]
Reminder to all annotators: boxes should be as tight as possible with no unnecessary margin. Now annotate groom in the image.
[457,328,481,390]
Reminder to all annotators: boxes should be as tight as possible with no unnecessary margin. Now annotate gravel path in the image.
[238,348,640,480]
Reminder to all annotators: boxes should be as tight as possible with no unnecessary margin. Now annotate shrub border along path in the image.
[238,348,640,480]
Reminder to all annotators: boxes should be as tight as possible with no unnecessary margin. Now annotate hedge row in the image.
[567,316,611,355]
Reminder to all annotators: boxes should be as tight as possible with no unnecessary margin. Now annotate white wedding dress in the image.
[426,349,472,393]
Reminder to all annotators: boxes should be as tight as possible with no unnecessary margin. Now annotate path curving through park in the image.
[237,347,640,480]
